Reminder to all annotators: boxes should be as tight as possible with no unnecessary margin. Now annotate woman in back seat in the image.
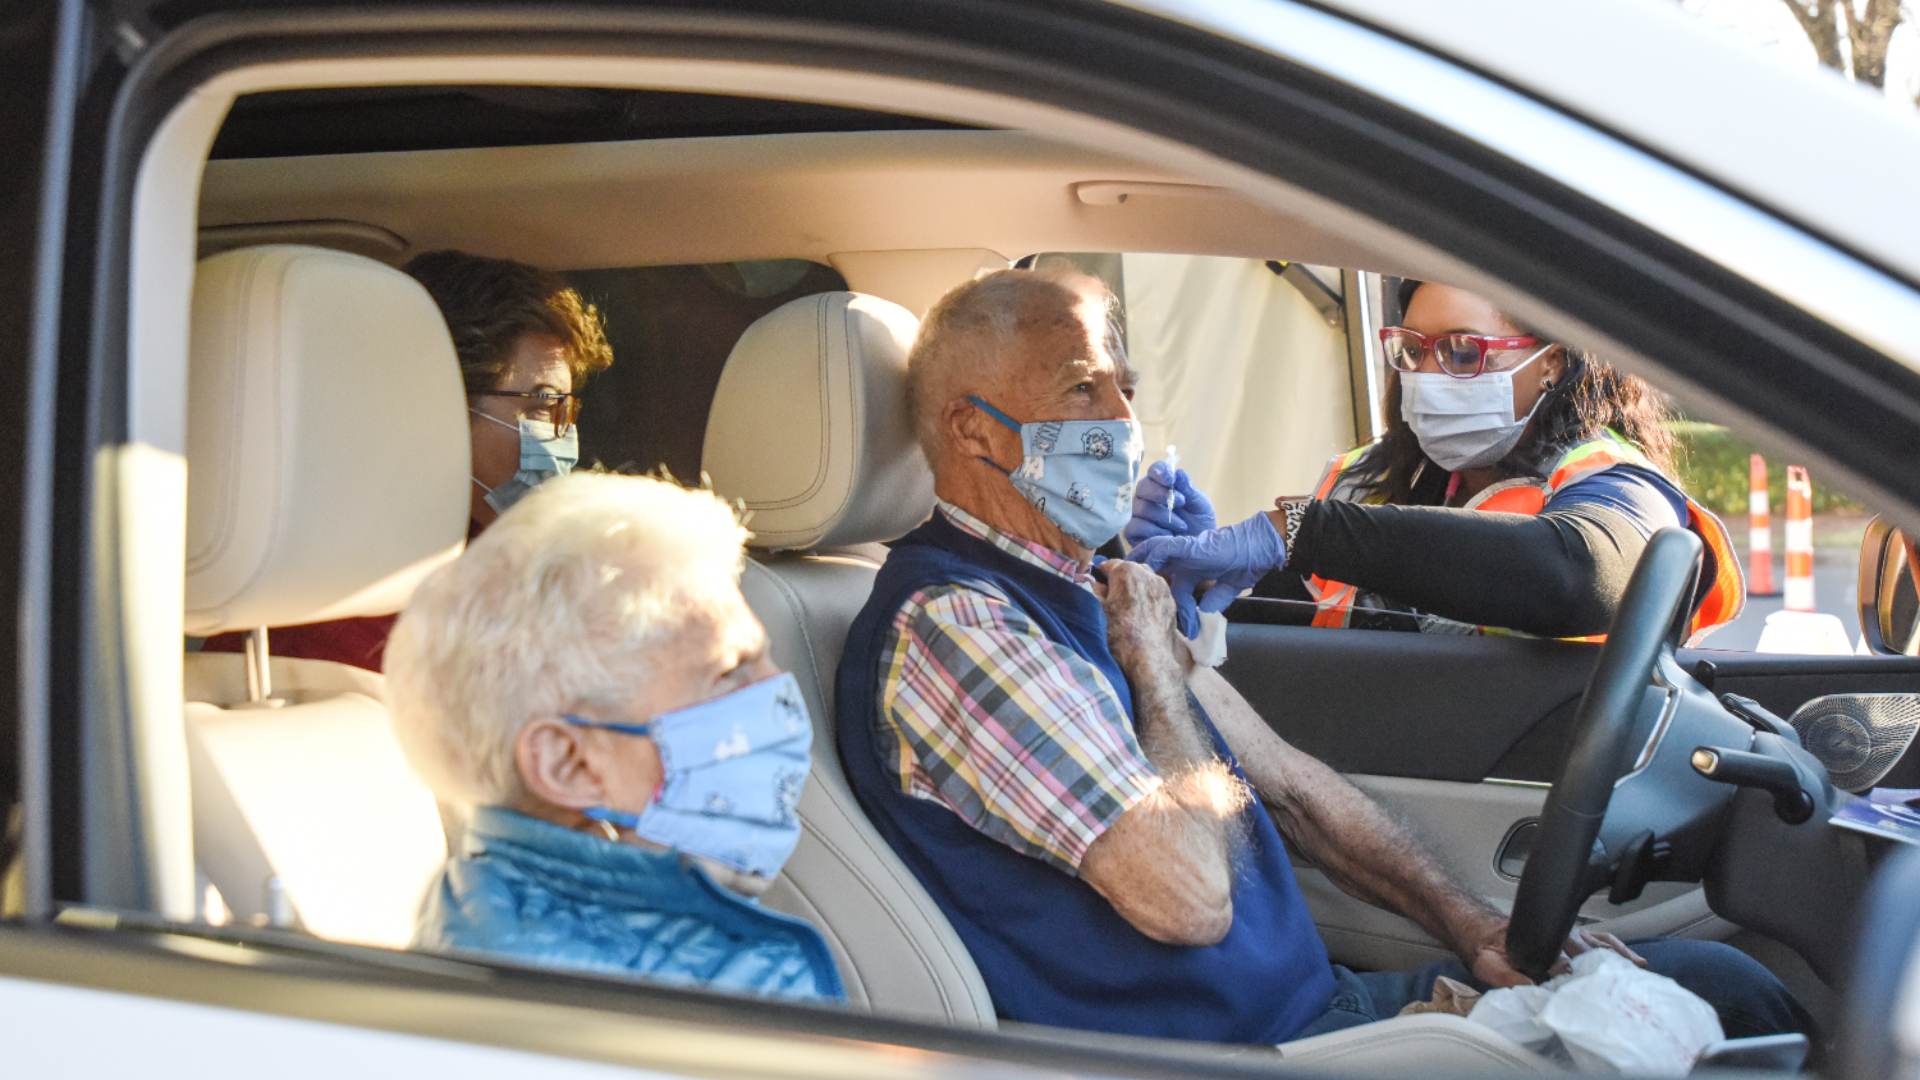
[201,250,614,671]
[383,472,842,1004]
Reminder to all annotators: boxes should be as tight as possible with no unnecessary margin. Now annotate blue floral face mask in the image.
[969,396,1143,549]
[472,411,578,515]
[566,671,813,879]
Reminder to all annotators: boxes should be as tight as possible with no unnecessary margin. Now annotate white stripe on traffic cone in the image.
[1783,466,1814,613]
[1748,454,1777,596]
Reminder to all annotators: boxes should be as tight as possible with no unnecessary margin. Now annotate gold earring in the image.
[596,818,620,842]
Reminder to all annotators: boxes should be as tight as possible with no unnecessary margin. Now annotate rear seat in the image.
[182,245,470,947]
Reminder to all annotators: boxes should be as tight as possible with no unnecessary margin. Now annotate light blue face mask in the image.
[472,411,579,515]
[566,671,813,879]
[969,396,1144,549]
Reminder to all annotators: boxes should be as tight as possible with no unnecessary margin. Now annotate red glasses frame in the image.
[1378,327,1541,379]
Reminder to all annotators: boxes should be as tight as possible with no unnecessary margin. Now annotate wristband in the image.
[1279,499,1312,551]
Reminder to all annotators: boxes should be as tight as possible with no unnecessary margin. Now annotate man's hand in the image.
[1096,560,1187,676]
[1458,915,1649,988]
[1080,561,1237,946]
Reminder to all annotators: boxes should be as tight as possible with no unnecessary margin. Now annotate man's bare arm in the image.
[1185,667,1505,966]
[1077,563,1246,947]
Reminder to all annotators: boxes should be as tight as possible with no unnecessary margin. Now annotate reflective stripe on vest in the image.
[1305,447,1380,629]
[1306,431,1746,642]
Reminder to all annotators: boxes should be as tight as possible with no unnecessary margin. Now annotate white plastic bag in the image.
[1465,983,1567,1064]
[1466,950,1723,1076]
[1543,951,1723,1075]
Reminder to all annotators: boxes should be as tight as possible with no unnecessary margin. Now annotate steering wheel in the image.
[1505,527,1704,980]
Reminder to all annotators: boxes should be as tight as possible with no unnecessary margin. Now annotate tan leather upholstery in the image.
[183,246,462,948]
[705,292,991,1026]
[702,291,934,551]
[185,244,469,635]
[1273,1013,1553,1072]
[185,656,446,947]
[745,555,993,1026]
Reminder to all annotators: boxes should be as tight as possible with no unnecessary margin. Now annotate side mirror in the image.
[1858,516,1920,656]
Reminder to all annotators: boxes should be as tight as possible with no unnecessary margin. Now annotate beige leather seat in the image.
[702,291,994,1026]
[182,244,470,948]
[703,290,1553,1070]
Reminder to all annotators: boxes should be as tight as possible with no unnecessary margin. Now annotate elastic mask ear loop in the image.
[1501,343,1554,381]
[1507,344,1558,427]
[583,806,642,837]
[967,395,1023,475]
[470,407,523,434]
[469,408,525,496]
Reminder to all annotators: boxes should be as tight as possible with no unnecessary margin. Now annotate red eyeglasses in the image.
[1379,328,1542,379]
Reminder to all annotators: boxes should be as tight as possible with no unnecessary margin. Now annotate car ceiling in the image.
[196,88,1413,275]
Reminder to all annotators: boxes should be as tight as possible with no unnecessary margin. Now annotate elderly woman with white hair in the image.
[385,472,843,1004]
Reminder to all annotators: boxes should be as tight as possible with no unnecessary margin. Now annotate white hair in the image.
[905,263,1122,462]
[385,472,751,806]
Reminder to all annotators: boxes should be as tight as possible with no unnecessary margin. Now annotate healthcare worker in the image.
[1126,281,1743,642]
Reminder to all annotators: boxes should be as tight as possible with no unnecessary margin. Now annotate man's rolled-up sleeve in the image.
[877,584,1163,875]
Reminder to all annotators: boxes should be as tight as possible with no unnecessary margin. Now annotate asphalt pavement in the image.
[1691,533,1862,653]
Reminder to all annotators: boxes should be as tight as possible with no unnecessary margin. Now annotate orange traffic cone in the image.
[1747,455,1777,597]
[1784,466,1814,612]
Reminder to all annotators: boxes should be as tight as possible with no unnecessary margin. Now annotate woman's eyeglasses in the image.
[1379,328,1542,379]
[478,390,581,431]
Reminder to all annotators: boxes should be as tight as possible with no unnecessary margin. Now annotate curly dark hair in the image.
[1349,280,1676,505]
[403,250,614,397]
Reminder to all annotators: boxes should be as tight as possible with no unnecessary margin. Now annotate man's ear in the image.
[945,396,997,463]
[514,717,608,811]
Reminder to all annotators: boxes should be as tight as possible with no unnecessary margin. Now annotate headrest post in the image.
[240,627,284,710]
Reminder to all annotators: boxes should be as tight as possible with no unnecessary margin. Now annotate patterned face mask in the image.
[968,396,1144,549]
[567,671,813,879]
[471,411,579,515]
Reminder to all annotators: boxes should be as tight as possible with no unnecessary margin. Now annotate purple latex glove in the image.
[1123,460,1218,548]
[1127,512,1286,638]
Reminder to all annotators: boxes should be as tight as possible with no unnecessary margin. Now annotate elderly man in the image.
[835,267,1809,1045]
[387,472,840,1003]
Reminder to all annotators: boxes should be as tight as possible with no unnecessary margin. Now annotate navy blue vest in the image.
[837,513,1334,1043]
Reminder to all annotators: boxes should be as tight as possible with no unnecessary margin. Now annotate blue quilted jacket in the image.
[415,806,844,1004]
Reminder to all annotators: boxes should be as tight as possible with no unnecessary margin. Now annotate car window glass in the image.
[1027,253,1359,527]
[1671,424,1874,655]
[563,260,847,480]
[1068,255,1884,654]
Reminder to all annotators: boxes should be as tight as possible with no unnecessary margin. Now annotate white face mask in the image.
[1398,345,1553,472]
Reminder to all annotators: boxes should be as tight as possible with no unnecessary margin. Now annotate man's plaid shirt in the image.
[873,501,1163,875]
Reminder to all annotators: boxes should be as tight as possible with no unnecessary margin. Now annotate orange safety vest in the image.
[1305,430,1745,644]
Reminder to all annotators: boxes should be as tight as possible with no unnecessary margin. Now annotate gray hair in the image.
[385,472,751,806]
[905,264,1123,461]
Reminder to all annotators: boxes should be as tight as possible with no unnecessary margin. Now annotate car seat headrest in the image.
[703,292,934,551]
[185,245,470,634]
